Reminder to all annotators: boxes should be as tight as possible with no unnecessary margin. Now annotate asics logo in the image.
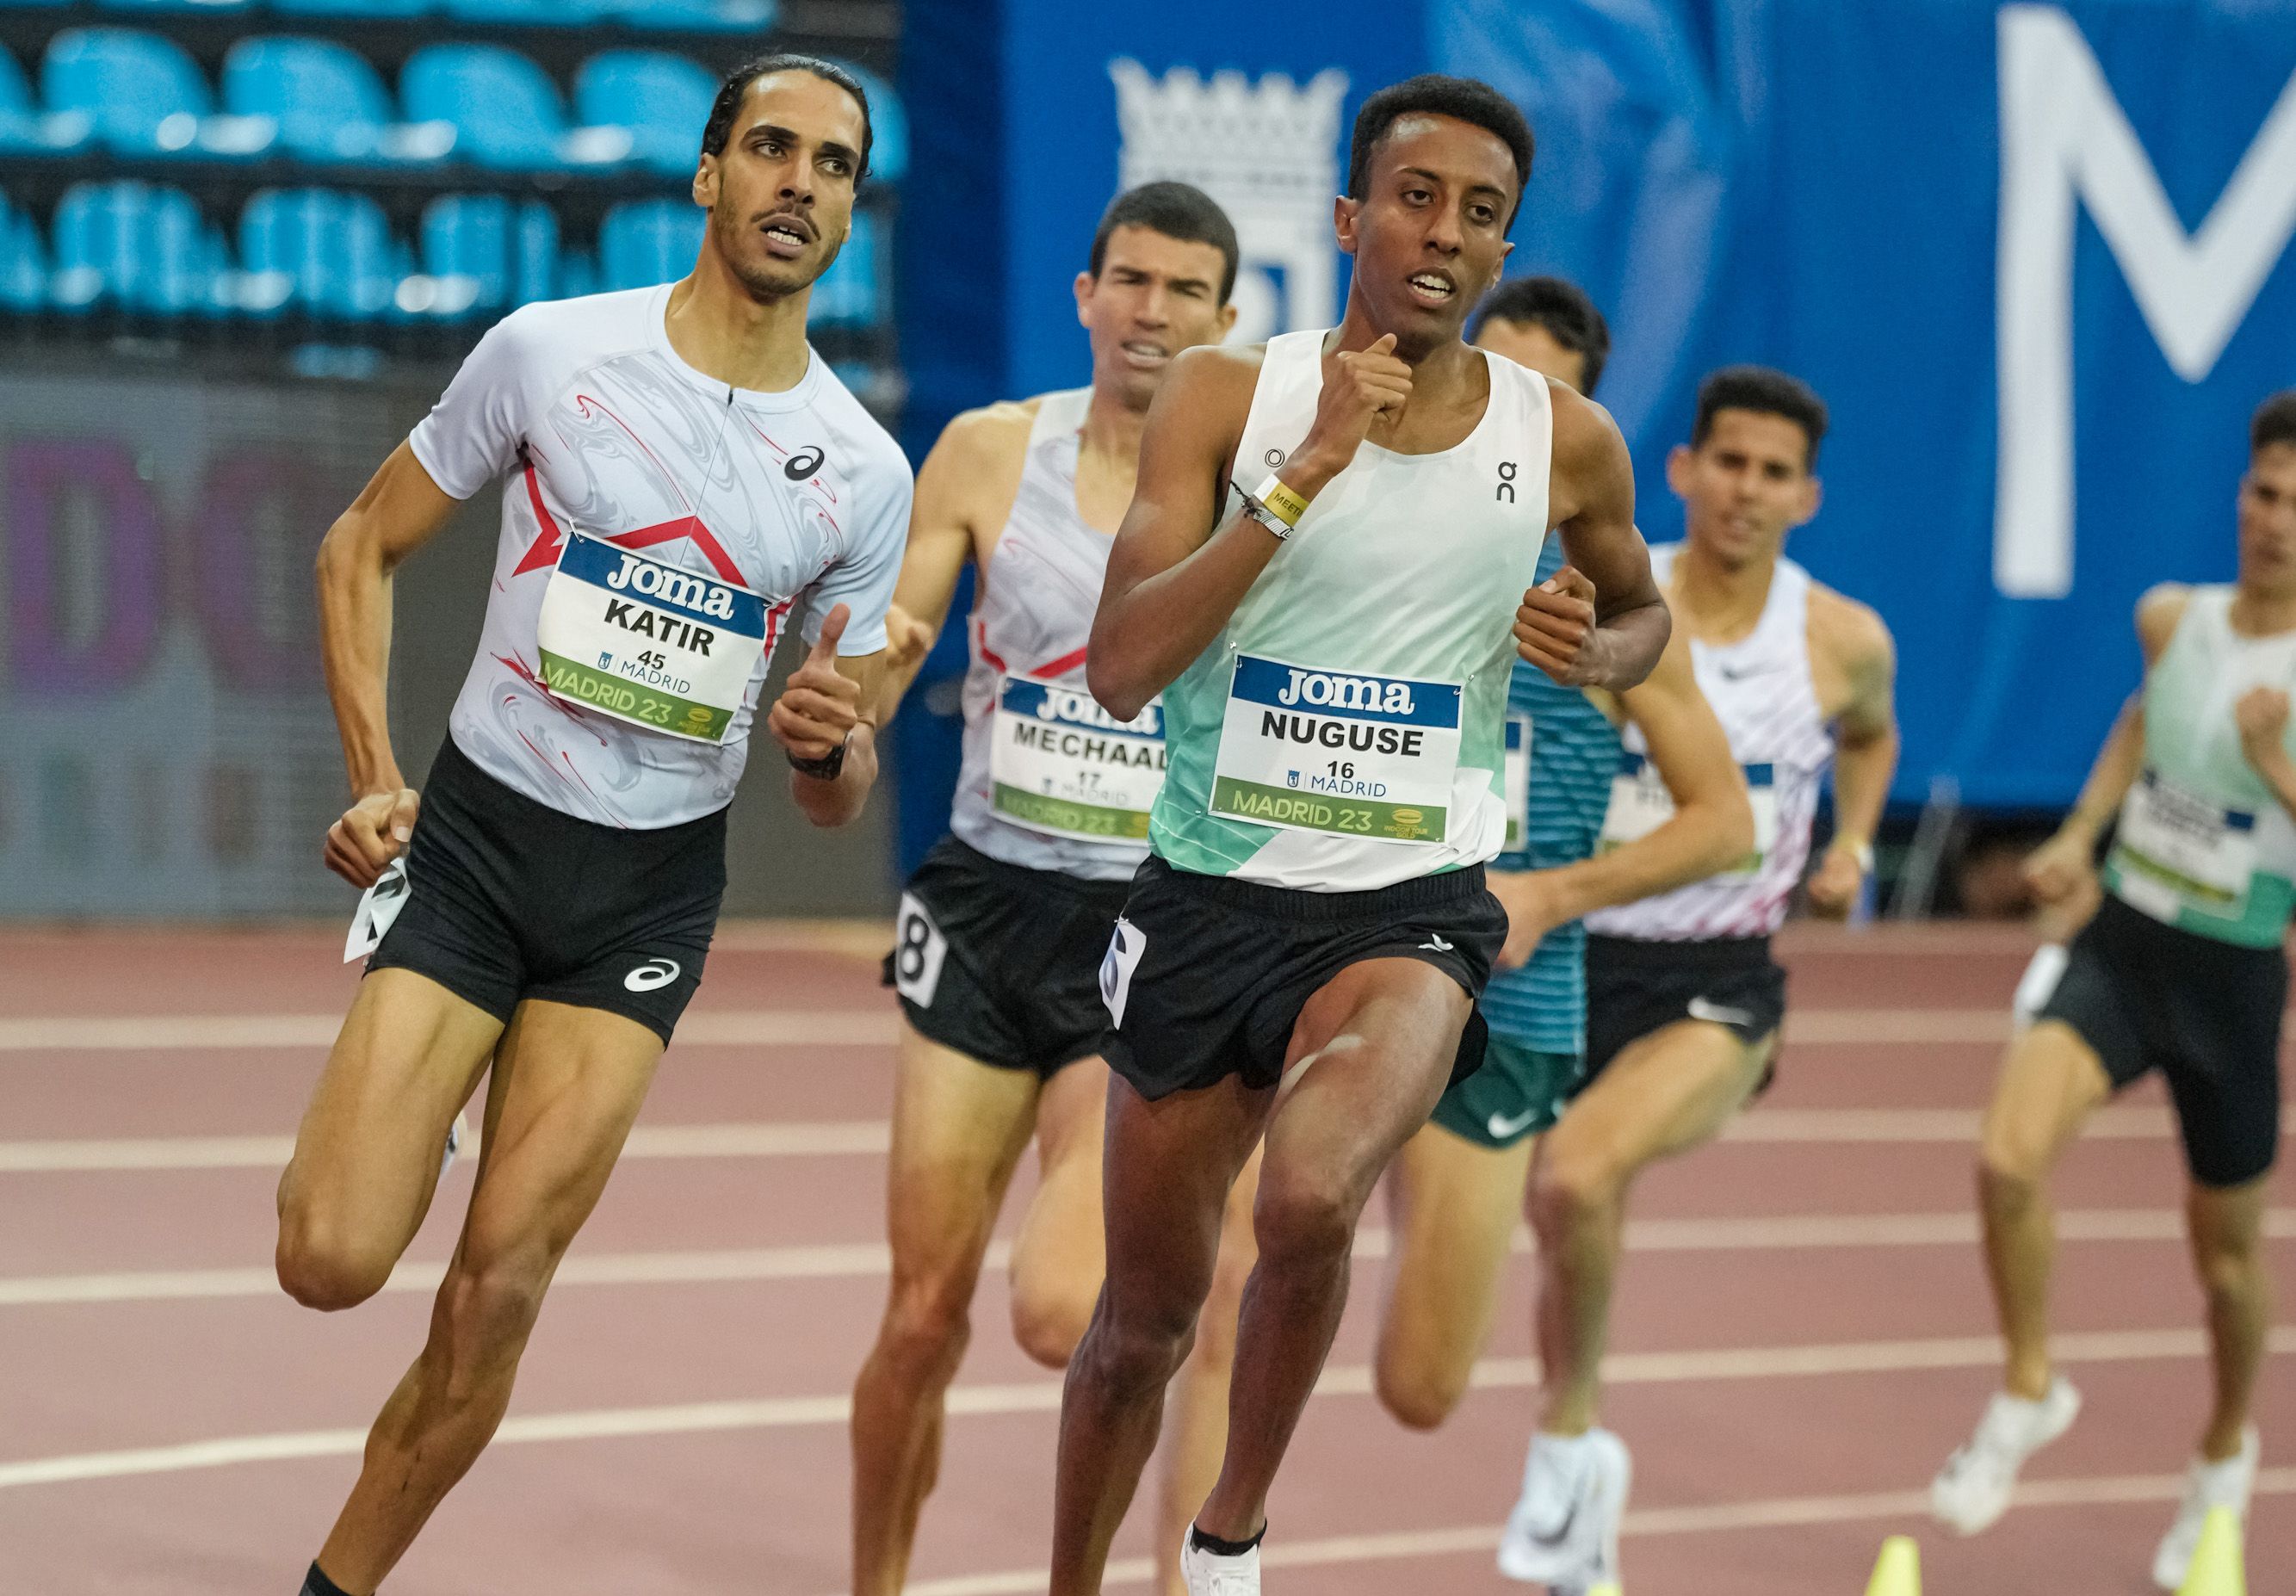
[784,446,826,480]
[1487,1107,1541,1140]
[1420,933,1455,953]
[625,958,683,993]
[1686,996,1754,1028]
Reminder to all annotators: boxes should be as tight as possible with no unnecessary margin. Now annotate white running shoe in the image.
[1497,1428,1631,1586]
[440,1110,469,1182]
[1179,1530,1261,1595]
[1929,1376,2082,1534]
[2151,1426,2258,1590]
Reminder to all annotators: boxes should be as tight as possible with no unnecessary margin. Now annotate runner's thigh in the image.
[885,1023,1043,1279]
[1379,1123,1535,1389]
[1980,1021,2112,1176]
[281,968,503,1253]
[1551,1019,1767,1175]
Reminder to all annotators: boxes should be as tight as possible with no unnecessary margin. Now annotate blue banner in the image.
[895,0,2296,863]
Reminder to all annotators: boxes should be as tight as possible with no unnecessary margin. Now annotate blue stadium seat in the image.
[50,180,223,314]
[44,28,275,158]
[421,193,559,312]
[0,46,93,153]
[0,198,46,311]
[402,44,630,170]
[224,37,455,164]
[555,248,597,301]
[272,0,433,17]
[599,197,700,291]
[96,0,255,14]
[442,0,610,22]
[240,188,398,319]
[808,209,879,328]
[609,0,775,34]
[574,50,712,177]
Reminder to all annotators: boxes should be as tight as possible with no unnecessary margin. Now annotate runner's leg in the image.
[1008,1057,1112,1366]
[1154,1148,1262,1596]
[851,1025,1042,1596]
[311,999,662,1591]
[1976,1020,2112,1399]
[1374,1123,1535,1430]
[1529,1021,1767,1435]
[1193,957,1470,1543]
[2187,1175,2273,1461]
[275,969,501,1310]
[1049,1073,1266,1594]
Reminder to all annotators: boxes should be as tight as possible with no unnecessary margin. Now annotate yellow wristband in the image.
[1256,473,1309,529]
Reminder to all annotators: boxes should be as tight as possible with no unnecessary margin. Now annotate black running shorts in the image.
[884,836,1132,1079]
[1582,933,1788,1085]
[367,736,725,1043]
[1100,856,1507,1101]
[2036,894,2286,1189]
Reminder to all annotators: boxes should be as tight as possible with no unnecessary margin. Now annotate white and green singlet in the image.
[2104,585,2296,948]
[1150,330,1553,892]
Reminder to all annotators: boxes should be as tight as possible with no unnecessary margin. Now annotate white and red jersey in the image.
[1587,544,1835,941]
[408,284,912,829]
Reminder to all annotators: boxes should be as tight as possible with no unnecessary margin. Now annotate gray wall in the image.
[0,360,896,920]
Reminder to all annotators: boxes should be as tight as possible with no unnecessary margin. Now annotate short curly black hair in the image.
[1693,366,1829,469]
[1347,75,1533,230]
[1472,275,1610,395]
[2253,390,2296,456]
[700,54,872,185]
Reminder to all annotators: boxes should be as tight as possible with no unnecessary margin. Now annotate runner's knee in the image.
[1081,1294,1197,1395]
[1374,1338,1468,1432]
[439,1245,552,1367]
[880,1268,979,1375]
[1253,1161,1364,1269]
[1977,1118,2057,1195]
[1011,1274,1097,1370]
[2192,1214,2268,1301]
[275,1212,396,1312]
[1530,1141,1622,1237]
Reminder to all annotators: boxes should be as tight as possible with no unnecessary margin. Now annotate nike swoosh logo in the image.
[1488,1107,1541,1139]
[1686,996,1754,1027]
[1420,934,1455,953]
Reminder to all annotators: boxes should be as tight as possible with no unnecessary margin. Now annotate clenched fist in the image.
[326,788,419,888]
[1515,566,1609,686]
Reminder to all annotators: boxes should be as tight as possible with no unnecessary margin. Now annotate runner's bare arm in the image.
[1805,591,1899,919]
[314,442,466,887]
[1488,633,1751,968]
[1536,385,1668,692]
[875,404,1031,726]
[1087,348,1267,721]
[774,604,887,827]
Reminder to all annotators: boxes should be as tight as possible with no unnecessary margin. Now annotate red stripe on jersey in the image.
[1032,645,1090,681]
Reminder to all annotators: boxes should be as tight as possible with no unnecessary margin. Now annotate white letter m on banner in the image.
[1996,4,2296,597]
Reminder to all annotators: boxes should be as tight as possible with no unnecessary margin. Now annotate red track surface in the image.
[1,924,2288,1594]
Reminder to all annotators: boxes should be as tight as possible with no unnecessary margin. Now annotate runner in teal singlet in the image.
[1933,391,2296,1588]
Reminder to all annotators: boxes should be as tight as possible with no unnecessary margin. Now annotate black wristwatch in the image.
[787,736,849,781]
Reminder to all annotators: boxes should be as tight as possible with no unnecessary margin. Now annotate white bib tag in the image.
[343,857,410,963]
[988,675,1166,842]
[534,531,768,743]
[1600,756,1779,877]
[2110,770,2256,917]
[1503,712,1532,854]
[1210,654,1463,844]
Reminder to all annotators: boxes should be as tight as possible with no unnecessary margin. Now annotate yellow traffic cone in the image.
[2177,1506,2246,1596]
[1865,1535,1921,1596]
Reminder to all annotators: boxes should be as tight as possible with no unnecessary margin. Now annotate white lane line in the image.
[5,1327,2289,1490]
[0,1011,900,1053]
[10,1209,2293,1308]
[887,1469,2296,1596]
[0,1006,2029,1055]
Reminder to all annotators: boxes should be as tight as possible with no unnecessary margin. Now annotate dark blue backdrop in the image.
[894,0,2296,869]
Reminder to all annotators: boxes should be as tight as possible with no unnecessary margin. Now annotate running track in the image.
[2,923,2288,1594]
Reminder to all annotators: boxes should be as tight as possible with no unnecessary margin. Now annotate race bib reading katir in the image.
[535,532,768,743]
[1210,654,1462,844]
[2110,770,2258,918]
[990,676,1166,841]
[1600,755,1779,876]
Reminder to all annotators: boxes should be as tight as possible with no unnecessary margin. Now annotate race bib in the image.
[1599,755,1779,877]
[988,676,1166,841]
[534,532,768,743]
[1210,654,1462,844]
[1503,712,1532,854]
[2110,770,2256,918]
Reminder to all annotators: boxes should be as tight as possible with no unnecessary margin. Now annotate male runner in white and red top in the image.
[279,56,910,1596]
[848,181,1245,1596]
[1499,366,1900,1591]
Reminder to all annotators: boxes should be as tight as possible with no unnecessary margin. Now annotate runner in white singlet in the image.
[848,184,1255,1596]
[277,59,902,1596]
[1498,367,1900,1589]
